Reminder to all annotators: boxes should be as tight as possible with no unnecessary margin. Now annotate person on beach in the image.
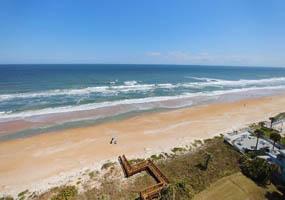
[110,136,117,144]
[113,136,117,144]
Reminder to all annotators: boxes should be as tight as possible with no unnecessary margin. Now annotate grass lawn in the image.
[193,172,282,200]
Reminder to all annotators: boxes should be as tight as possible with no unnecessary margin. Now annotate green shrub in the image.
[129,158,145,164]
[160,185,175,200]
[150,154,164,160]
[101,161,116,170]
[0,196,14,200]
[18,190,28,197]
[240,156,276,185]
[88,171,96,179]
[51,186,78,200]
[171,147,186,153]
[245,149,268,159]
[160,180,193,200]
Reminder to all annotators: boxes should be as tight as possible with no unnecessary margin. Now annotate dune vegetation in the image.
[2,135,283,200]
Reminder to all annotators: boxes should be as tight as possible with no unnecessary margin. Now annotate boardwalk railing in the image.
[140,182,164,200]
[148,160,169,184]
[118,155,169,200]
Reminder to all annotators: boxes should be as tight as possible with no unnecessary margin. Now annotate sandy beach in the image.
[1,94,285,196]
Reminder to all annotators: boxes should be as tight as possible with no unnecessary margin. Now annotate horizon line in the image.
[0,63,283,68]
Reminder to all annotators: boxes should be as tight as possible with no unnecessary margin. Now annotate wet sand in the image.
[1,94,285,196]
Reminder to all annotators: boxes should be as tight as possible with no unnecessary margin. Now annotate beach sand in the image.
[1,94,285,196]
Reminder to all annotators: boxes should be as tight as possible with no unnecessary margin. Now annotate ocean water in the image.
[1,64,285,138]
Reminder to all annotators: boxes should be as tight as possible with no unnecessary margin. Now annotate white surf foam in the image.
[1,77,285,102]
[1,85,285,120]
[187,76,285,87]
[123,80,138,86]
[189,76,220,82]
[0,84,154,101]
[0,86,110,101]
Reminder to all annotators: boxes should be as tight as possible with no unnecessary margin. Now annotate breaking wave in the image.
[189,76,285,87]
[1,85,285,120]
[1,77,285,102]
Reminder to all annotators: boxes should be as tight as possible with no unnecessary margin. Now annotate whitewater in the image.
[1,64,285,137]
[1,77,285,120]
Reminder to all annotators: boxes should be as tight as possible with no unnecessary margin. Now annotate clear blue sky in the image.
[1,0,285,66]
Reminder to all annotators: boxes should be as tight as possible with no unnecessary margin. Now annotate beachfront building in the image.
[224,130,272,153]
[224,130,285,182]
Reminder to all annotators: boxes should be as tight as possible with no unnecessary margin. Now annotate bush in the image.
[171,147,187,154]
[245,148,268,159]
[240,156,276,185]
[151,154,164,160]
[18,190,28,198]
[0,196,14,200]
[88,171,96,179]
[160,185,175,200]
[160,180,193,200]
[129,158,145,164]
[96,194,110,200]
[101,161,116,170]
[51,186,78,200]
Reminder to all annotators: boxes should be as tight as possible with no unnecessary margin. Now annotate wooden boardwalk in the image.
[118,155,169,200]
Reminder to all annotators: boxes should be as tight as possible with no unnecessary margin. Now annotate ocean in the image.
[1,64,285,139]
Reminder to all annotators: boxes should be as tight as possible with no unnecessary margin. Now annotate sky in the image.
[0,0,285,66]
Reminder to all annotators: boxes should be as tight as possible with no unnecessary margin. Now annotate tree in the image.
[240,156,275,185]
[270,131,281,150]
[254,129,264,150]
[269,117,276,128]
[258,121,265,127]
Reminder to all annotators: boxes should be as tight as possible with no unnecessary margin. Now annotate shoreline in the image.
[1,93,285,196]
[2,87,285,140]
